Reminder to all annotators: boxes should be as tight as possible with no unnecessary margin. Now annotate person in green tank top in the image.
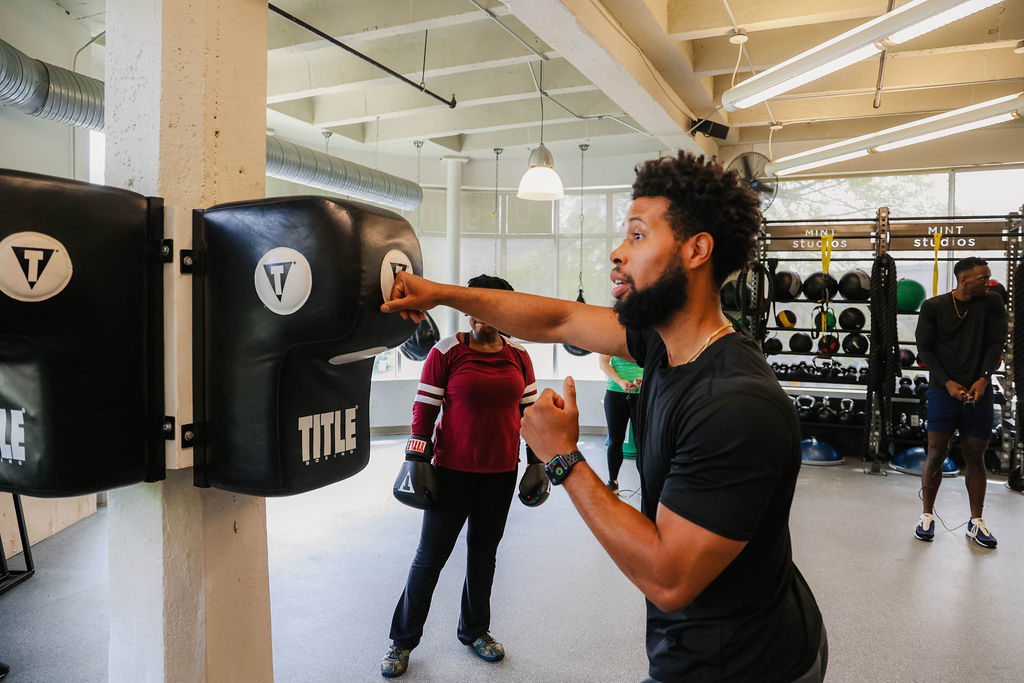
[599,354,643,493]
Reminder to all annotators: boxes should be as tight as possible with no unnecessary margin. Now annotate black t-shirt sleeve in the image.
[659,394,792,541]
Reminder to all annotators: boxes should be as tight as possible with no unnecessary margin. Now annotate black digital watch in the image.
[544,449,585,485]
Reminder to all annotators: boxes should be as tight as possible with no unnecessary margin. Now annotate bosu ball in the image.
[890,446,960,477]
[192,196,419,495]
[0,169,165,496]
[801,437,843,466]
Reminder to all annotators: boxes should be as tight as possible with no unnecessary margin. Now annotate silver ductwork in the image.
[0,38,422,210]
[266,136,421,210]
[0,37,104,130]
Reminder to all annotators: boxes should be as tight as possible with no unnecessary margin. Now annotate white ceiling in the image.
[55,0,1024,174]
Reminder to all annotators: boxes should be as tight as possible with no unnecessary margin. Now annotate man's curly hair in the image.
[632,151,761,286]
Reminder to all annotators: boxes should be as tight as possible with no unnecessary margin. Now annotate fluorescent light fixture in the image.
[722,0,1003,112]
[517,143,564,201]
[765,92,1023,177]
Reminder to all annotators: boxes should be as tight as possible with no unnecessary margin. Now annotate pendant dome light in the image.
[517,62,564,201]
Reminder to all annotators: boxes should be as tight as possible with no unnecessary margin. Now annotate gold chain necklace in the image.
[686,323,733,364]
[952,294,968,319]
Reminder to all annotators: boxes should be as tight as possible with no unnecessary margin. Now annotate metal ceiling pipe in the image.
[266,136,422,210]
[0,37,103,130]
[0,38,422,210]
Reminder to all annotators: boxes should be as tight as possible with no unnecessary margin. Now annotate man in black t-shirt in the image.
[382,152,825,681]
[914,257,1006,548]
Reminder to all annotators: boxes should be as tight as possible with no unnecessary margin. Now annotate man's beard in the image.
[613,258,689,328]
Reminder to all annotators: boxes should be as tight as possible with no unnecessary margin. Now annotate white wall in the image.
[0,0,98,179]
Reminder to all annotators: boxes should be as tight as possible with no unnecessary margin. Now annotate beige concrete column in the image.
[442,156,469,336]
[104,1,272,681]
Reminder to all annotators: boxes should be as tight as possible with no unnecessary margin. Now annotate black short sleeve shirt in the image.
[627,327,822,681]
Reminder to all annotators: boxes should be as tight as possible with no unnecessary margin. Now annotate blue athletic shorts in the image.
[925,386,994,439]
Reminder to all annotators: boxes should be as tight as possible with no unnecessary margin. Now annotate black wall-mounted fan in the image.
[726,151,777,212]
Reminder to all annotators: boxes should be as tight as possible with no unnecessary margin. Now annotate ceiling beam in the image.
[714,48,1024,100]
[267,19,554,103]
[727,81,1024,127]
[502,0,706,155]
[665,0,885,41]
[691,3,1021,76]
[328,91,629,143]
[305,60,595,128]
[267,0,513,53]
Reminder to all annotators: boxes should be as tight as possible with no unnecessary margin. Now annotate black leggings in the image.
[604,390,633,482]
[390,466,517,649]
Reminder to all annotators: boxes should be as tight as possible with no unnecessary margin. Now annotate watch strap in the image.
[545,449,585,485]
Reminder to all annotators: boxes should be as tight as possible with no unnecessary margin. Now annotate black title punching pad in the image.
[193,196,419,496]
[0,170,165,496]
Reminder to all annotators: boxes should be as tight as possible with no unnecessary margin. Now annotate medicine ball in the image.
[720,279,752,310]
[987,280,1008,305]
[818,334,840,355]
[812,310,836,331]
[838,307,866,331]
[773,271,803,302]
[763,337,783,355]
[400,312,441,361]
[896,279,926,312]
[837,270,870,301]
[841,332,869,354]
[899,348,916,368]
[775,309,797,328]
[802,272,839,302]
[789,333,812,352]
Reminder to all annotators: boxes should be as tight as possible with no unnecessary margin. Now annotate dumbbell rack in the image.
[758,205,1024,479]
[757,216,877,462]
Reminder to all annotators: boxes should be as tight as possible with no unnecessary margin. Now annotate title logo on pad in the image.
[0,232,73,302]
[380,249,414,302]
[255,247,312,315]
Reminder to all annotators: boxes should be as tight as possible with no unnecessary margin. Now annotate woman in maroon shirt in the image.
[382,275,537,678]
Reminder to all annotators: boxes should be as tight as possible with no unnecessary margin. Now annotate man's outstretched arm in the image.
[521,378,746,612]
[381,271,632,360]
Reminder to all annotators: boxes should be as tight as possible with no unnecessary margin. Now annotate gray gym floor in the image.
[1,434,1022,682]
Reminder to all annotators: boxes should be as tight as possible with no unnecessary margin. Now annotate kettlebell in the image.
[838,398,855,424]
[843,365,858,382]
[816,396,837,423]
[914,375,929,397]
[895,412,911,439]
[898,377,915,397]
[858,366,869,384]
[796,395,816,421]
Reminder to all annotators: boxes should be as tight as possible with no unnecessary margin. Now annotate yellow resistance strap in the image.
[932,233,941,296]
[819,238,833,335]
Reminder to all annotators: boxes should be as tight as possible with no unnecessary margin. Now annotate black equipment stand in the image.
[0,494,35,594]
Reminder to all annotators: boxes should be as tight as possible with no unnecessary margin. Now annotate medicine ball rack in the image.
[756,206,1024,484]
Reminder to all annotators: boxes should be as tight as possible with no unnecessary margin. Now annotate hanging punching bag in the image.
[563,289,591,357]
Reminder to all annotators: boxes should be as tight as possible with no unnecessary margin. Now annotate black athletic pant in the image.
[604,390,632,482]
[390,466,517,650]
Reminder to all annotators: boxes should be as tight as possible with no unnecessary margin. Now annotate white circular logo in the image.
[0,231,73,302]
[254,247,312,315]
[380,249,414,302]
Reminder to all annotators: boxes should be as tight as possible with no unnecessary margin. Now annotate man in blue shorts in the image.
[914,257,1007,548]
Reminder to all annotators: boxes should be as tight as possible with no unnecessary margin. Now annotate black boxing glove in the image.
[518,446,550,507]
[393,435,440,509]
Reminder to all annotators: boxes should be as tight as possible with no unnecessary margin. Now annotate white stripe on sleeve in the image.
[416,395,442,407]
[418,382,444,397]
